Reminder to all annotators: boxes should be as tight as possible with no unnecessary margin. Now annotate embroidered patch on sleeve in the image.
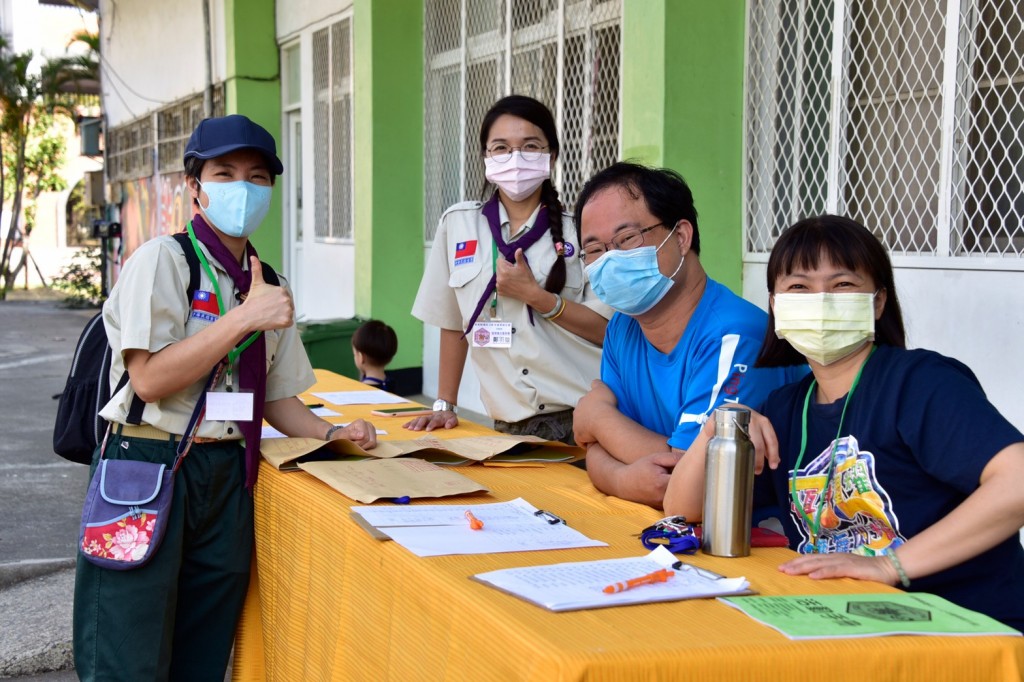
[454,240,478,266]
[191,290,220,323]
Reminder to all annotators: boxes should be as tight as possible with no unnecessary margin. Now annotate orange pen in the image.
[465,510,484,530]
[602,568,674,594]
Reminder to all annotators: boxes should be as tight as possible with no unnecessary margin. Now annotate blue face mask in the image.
[198,180,272,238]
[585,228,683,316]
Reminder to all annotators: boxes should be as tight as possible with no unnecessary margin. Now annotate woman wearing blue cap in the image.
[73,114,378,680]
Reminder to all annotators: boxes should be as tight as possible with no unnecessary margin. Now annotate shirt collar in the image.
[497,201,544,240]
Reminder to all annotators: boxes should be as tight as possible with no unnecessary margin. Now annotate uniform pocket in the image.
[448,258,483,288]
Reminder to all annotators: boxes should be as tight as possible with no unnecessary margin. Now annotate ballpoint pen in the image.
[465,510,484,530]
[603,568,674,594]
[305,403,325,409]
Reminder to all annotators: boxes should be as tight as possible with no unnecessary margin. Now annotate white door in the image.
[285,112,305,311]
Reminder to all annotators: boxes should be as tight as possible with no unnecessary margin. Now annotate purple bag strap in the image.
[98,361,228,472]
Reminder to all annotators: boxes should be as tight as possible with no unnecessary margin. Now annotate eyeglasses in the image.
[580,223,665,264]
[485,143,549,163]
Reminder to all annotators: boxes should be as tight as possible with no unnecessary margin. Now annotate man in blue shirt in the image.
[573,162,802,508]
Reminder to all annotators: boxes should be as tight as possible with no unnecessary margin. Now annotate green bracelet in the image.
[887,550,911,588]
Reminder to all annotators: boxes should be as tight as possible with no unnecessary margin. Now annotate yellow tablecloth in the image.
[233,373,1024,681]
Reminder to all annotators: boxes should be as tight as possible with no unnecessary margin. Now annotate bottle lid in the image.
[713,406,751,432]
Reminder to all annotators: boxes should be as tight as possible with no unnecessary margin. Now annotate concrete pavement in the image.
[0,298,93,678]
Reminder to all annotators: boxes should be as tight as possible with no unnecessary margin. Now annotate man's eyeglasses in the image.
[580,223,665,264]
[485,143,549,163]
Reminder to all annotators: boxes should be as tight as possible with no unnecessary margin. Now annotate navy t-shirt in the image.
[755,344,1024,629]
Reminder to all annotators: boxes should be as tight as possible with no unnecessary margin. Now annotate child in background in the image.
[352,319,398,392]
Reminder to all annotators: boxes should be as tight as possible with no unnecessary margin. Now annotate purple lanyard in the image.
[462,194,551,337]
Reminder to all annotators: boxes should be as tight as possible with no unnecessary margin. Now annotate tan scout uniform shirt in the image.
[99,235,316,439]
[412,201,612,423]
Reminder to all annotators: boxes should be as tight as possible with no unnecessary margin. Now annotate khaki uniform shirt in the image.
[99,235,316,439]
[412,201,612,423]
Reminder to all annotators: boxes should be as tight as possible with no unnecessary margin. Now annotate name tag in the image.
[471,321,513,348]
[206,391,254,421]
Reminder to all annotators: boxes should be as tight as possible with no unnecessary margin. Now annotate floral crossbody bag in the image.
[78,362,225,570]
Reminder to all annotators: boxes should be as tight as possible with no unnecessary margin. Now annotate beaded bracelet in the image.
[324,424,346,441]
[887,550,911,588]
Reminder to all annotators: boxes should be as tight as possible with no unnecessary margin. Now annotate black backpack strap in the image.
[125,233,202,425]
[260,261,280,287]
[171,232,202,300]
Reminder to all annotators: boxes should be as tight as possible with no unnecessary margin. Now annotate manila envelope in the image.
[298,457,490,504]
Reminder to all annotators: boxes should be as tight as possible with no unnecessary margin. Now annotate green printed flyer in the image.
[720,593,1021,639]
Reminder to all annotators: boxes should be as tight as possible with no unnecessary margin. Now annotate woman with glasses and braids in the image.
[409,95,612,444]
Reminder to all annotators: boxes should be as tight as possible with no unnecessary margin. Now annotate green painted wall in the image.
[223,0,283,266]
[621,0,746,293]
[353,0,424,370]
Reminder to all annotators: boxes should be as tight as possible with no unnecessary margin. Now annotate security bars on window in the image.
[745,0,1024,258]
[313,18,354,242]
[424,0,623,241]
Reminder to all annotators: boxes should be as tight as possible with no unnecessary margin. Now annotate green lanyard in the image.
[489,240,499,319]
[186,222,262,388]
[789,346,876,552]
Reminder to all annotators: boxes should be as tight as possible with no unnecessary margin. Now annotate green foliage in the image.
[3,113,67,208]
[52,247,102,308]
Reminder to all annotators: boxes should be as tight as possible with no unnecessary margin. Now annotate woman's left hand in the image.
[779,552,899,586]
[496,248,544,304]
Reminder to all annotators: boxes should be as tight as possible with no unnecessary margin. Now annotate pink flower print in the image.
[145,518,155,533]
[108,523,151,562]
[84,539,103,556]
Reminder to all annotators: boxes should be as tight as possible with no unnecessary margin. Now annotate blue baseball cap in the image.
[184,114,284,176]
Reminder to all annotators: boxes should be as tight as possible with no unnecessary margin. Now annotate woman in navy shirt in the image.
[665,215,1024,629]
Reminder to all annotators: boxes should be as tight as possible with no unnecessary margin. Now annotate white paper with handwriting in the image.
[350,497,606,557]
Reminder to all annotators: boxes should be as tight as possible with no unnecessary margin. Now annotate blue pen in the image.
[392,496,411,504]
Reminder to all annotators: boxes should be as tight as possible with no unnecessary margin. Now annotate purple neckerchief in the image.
[190,214,267,490]
[462,193,551,337]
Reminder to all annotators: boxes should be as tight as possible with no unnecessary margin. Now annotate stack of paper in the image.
[350,498,607,557]
[472,546,752,612]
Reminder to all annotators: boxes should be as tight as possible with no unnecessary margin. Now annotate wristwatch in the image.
[432,399,457,414]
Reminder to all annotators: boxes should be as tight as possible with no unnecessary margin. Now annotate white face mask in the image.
[773,291,877,365]
[484,151,550,202]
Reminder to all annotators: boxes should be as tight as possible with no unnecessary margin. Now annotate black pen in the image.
[305,403,325,409]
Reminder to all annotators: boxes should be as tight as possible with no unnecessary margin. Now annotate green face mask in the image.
[772,291,876,365]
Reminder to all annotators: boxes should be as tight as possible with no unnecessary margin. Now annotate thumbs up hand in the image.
[495,247,542,303]
[239,256,294,331]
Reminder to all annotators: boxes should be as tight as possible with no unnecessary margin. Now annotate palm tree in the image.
[0,31,100,298]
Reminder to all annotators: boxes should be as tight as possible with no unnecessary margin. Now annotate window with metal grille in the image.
[745,0,1024,259]
[423,0,622,241]
[313,18,354,242]
[106,118,153,183]
[157,89,225,174]
[106,87,225,182]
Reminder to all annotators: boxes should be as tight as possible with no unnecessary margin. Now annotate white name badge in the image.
[471,320,513,348]
[205,391,255,422]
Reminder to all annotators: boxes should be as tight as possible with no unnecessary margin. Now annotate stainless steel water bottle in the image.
[702,406,754,557]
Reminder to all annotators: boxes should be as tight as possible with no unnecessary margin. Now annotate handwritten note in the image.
[351,498,606,557]
[473,546,752,612]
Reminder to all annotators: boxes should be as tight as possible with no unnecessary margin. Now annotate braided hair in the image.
[479,95,566,294]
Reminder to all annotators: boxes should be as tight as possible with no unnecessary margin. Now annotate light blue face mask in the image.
[585,227,683,316]
[198,180,272,238]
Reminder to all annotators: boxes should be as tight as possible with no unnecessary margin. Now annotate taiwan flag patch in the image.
[454,240,478,266]
[191,290,219,323]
